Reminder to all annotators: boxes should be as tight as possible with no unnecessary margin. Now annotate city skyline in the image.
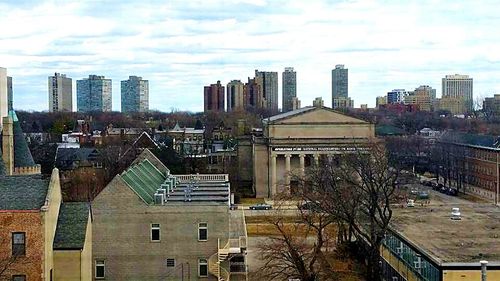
[1,0,499,112]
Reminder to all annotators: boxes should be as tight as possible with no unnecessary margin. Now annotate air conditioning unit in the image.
[154,193,165,205]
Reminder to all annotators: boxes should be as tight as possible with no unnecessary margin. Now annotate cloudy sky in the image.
[1,0,499,112]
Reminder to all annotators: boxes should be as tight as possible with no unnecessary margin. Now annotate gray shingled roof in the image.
[264,106,315,123]
[0,175,50,210]
[13,117,36,168]
[53,202,90,250]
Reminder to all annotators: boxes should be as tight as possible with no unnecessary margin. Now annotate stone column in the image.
[271,154,277,196]
[313,153,320,166]
[299,154,305,179]
[285,154,291,189]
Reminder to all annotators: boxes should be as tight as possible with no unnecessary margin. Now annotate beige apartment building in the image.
[92,149,247,280]
[246,105,375,198]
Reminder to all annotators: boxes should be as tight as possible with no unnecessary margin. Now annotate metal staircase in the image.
[208,238,246,281]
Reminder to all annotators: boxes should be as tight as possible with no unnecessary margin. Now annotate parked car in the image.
[417,191,429,200]
[249,203,272,210]
[407,199,415,207]
[298,201,321,212]
[446,188,458,196]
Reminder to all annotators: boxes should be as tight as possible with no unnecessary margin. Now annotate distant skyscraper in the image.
[387,89,409,104]
[282,67,297,112]
[244,77,265,109]
[121,76,149,113]
[255,69,278,111]
[442,74,473,113]
[0,67,7,128]
[376,96,387,109]
[7,76,12,111]
[332,64,348,107]
[48,73,73,112]
[77,75,112,112]
[204,80,225,112]
[226,80,244,112]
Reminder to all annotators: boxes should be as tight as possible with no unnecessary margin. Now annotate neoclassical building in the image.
[250,105,375,198]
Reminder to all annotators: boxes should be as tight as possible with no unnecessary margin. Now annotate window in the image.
[166,258,175,267]
[198,223,207,241]
[12,232,25,256]
[95,260,105,279]
[12,276,26,281]
[198,259,208,277]
[151,223,160,242]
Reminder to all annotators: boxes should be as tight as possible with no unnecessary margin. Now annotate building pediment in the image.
[267,106,368,125]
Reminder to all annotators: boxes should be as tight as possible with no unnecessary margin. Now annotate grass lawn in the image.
[239,197,266,205]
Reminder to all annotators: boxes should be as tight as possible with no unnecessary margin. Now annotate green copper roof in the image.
[53,202,90,250]
[0,175,50,210]
[121,159,166,204]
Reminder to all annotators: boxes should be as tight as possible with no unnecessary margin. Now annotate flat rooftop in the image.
[390,191,500,264]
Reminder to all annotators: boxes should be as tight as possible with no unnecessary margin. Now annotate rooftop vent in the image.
[154,193,165,205]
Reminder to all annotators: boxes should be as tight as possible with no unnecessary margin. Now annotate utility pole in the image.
[481,260,488,281]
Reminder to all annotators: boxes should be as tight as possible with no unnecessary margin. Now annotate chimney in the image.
[2,116,14,175]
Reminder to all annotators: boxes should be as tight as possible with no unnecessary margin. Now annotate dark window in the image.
[151,223,160,241]
[12,233,25,256]
[95,260,105,279]
[166,258,175,267]
[12,275,26,281]
[199,259,208,277]
[198,223,207,241]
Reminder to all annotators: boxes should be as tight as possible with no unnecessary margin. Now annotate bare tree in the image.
[257,198,337,281]
[0,236,27,280]
[300,142,401,281]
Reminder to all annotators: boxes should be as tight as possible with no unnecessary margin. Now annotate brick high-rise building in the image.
[282,67,297,112]
[121,76,149,113]
[244,77,265,110]
[255,69,278,111]
[48,73,73,112]
[77,75,112,112]
[203,80,225,112]
[226,80,244,111]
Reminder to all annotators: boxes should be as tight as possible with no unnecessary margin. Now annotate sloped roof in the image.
[0,175,50,210]
[53,202,90,250]
[264,107,316,123]
[440,131,500,149]
[11,111,36,168]
[263,106,369,124]
[55,148,99,168]
[121,159,166,204]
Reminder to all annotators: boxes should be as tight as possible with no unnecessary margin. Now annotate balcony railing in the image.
[174,174,229,183]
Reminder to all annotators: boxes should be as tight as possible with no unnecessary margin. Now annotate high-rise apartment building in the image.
[48,73,73,112]
[332,64,348,108]
[77,75,112,112]
[376,96,387,109]
[387,89,409,104]
[333,97,354,109]
[404,85,436,111]
[442,74,473,113]
[244,77,265,109]
[7,76,12,111]
[0,67,8,128]
[226,80,244,111]
[121,76,149,113]
[203,80,225,112]
[255,69,278,111]
[282,67,297,112]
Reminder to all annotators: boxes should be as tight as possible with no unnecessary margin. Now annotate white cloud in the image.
[0,0,499,111]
